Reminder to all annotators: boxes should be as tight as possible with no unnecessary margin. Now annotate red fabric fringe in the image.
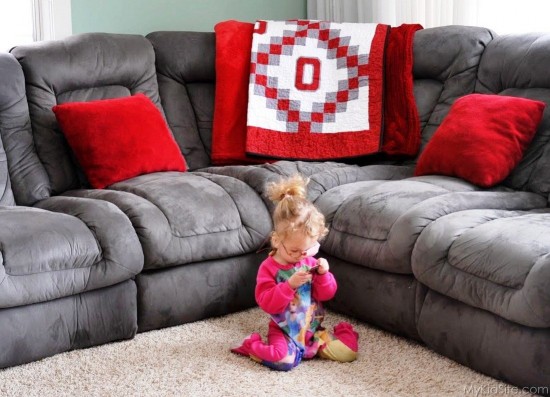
[382,23,423,156]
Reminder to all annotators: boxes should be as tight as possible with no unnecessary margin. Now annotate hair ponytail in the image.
[267,174,328,243]
[267,174,308,203]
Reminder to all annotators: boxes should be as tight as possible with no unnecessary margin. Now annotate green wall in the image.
[71,0,307,35]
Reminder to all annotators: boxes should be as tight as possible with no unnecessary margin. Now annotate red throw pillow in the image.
[415,94,545,187]
[53,94,187,189]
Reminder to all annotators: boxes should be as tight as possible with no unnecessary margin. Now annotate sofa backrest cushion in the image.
[0,52,48,206]
[146,31,215,171]
[0,54,16,206]
[475,33,550,195]
[11,33,164,195]
[412,26,495,151]
[148,27,495,170]
[0,115,13,205]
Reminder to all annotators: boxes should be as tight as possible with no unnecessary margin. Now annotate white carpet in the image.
[0,308,534,397]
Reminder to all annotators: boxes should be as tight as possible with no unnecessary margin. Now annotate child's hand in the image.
[316,258,329,275]
[288,271,313,289]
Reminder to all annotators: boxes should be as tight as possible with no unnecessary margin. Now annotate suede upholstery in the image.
[137,253,265,332]
[1,26,549,392]
[10,33,273,349]
[476,33,550,196]
[0,54,47,207]
[321,181,546,274]
[11,33,164,195]
[412,26,495,147]
[0,202,141,308]
[418,291,550,388]
[66,172,271,269]
[0,280,137,368]
[0,51,144,368]
[146,31,216,171]
[413,209,550,328]
[0,54,19,206]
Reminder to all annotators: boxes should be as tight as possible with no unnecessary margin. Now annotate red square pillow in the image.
[53,94,187,189]
[415,94,545,187]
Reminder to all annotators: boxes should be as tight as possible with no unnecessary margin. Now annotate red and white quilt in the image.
[246,20,389,160]
[211,20,422,165]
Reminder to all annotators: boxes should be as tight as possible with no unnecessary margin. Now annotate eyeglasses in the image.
[280,241,320,258]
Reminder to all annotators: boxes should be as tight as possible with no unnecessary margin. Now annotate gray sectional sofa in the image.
[0,24,549,392]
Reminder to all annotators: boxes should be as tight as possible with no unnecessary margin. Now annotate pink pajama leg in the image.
[231,322,302,371]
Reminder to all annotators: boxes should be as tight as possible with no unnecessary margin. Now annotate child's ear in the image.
[271,231,281,248]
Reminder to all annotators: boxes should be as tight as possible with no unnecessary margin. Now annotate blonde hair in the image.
[267,174,328,245]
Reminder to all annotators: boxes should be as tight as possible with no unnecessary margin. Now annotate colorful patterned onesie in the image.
[231,255,359,371]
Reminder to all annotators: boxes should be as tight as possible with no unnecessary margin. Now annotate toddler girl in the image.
[231,174,359,371]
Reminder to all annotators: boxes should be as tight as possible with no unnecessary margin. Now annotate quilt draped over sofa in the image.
[211,20,422,164]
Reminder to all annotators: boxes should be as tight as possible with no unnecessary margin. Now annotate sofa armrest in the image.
[34,196,144,279]
[413,209,550,327]
[0,198,143,308]
[384,190,547,271]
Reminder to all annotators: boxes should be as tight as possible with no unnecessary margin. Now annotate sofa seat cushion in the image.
[412,209,550,328]
[318,175,547,274]
[203,161,415,209]
[0,201,143,309]
[66,172,272,270]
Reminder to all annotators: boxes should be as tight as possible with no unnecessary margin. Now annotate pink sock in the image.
[230,333,262,356]
[333,322,359,352]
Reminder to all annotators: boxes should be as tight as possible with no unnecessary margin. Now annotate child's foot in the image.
[230,333,262,356]
[334,322,359,352]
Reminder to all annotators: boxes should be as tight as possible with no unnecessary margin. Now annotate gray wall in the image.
[71,0,307,34]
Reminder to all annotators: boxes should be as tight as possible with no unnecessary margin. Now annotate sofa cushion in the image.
[0,53,49,206]
[65,172,272,270]
[204,161,415,212]
[476,32,550,195]
[318,176,547,274]
[11,33,163,195]
[53,94,187,189]
[146,31,216,170]
[412,209,550,328]
[412,26,494,149]
[0,130,12,205]
[415,94,545,187]
[0,199,143,309]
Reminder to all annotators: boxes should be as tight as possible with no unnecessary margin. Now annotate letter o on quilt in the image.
[414,94,545,187]
[53,93,187,189]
